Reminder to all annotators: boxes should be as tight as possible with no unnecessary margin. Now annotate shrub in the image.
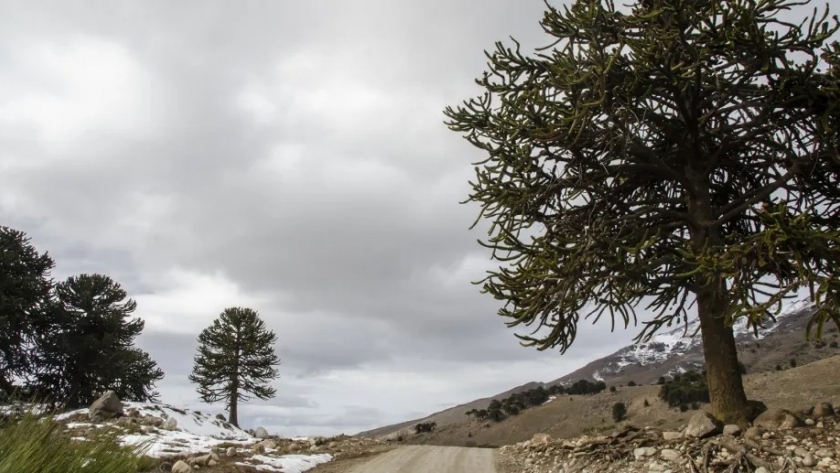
[830,341,838,348]
[775,364,782,371]
[679,403,689,412]
[691,401,700,410]
[738,362,747,374]
[612,402,627,422]
[0,412,153,473]
[627,381,637,387]
[790,358,797,368]
[643,399,650,407]
[658,370,709,408]
[609,386,617,393]
[657,376,666,385]
[414,422,437,434]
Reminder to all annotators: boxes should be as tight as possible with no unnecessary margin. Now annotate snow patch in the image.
[236,453,333,473]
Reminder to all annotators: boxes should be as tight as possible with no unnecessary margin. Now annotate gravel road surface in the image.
[344,445,497,472]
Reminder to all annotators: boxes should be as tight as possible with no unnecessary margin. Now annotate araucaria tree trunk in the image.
[445,0,840,426]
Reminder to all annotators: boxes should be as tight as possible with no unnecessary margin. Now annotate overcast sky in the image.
[0,0,652,437]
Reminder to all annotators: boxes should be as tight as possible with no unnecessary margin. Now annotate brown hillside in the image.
[398,355,840,448]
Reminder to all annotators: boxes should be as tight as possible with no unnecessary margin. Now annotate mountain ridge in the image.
[360,298,838,439]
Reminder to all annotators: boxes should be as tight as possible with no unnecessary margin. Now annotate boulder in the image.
[812,402,835,419]
[88,391,124,420]
[216,413,227,421]
[753,409,803,430]
[226,446,236,457]
[257,439,277,450]
[162,417,178,430]
[171,460,191,473]
[684,412,721,439]
[254,426,269,438]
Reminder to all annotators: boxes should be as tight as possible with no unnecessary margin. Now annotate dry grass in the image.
[407,354,840,448]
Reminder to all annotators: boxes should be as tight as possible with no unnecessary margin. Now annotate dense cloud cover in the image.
[0,0,645,436]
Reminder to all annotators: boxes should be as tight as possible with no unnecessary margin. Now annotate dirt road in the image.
[342,445,497,472]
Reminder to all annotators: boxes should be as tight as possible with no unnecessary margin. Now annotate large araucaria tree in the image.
[445,0,840,426]
[189,307,280,427]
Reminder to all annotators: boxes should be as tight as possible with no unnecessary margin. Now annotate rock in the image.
[662,431,682,441]
[258,439,277,450]
[252,444,265,454]
[171,460,191,473]
[660,448,682,462]
[254,426,269,438]
[633,447,657,461]
[816,448,835,458]
[226,446,236,457]
[127,408,140,418]
[803,452,817,467]
[794,446,808,457]
[755,468,769,473]
[162,417,178,430]
[723,424,741,437]
[813,402,835,419]
[531,433,552,445]
[753,409,804,430]
[685,412,722,439]
[805,418,815,425]
[215,413,226,421]
[208,460,217,467]
[88,391,124,420]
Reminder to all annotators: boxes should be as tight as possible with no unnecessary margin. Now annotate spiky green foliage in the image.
[444,0,840,424]
[0,227,55,398]
[0,411,154,473]
[189,307,280,427]
[31,274,164,407]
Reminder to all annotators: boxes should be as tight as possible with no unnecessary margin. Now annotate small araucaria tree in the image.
[445,0,840,426]
[189,307,280,427]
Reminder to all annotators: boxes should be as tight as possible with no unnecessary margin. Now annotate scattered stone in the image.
[633,447,657,460]
[806,418,815,425]
[803,452,817,467]
[226,446,236,457]
[723,424,741,437]
[660,448,682,462]
[531,433,552,445]
[685,412,721,439]
[170,460,191,473]
[662,431,682,441]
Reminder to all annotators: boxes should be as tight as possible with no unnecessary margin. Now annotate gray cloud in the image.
[0,0,672,436]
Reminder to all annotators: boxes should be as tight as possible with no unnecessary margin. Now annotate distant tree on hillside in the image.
[0,227,55,399]
[445,0,840,427]
[658,371,709,408]
[612,402,627,422]
[31,274,164,407]
[189,307,280,427]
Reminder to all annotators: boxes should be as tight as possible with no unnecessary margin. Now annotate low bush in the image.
[658,370,709,408]
[611,402,627,422]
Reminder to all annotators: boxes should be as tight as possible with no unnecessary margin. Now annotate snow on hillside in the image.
[594,297,814,378]
[52,401,333,472]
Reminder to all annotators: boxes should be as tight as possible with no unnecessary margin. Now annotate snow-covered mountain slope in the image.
[552,298,822,386]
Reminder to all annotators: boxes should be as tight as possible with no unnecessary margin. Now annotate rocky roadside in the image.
[497,402,839,473]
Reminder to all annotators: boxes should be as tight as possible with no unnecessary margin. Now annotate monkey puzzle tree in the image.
[33,273,164,407]
[189,307,280,427]
[0,227,54,398]
[445,0,840,426]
